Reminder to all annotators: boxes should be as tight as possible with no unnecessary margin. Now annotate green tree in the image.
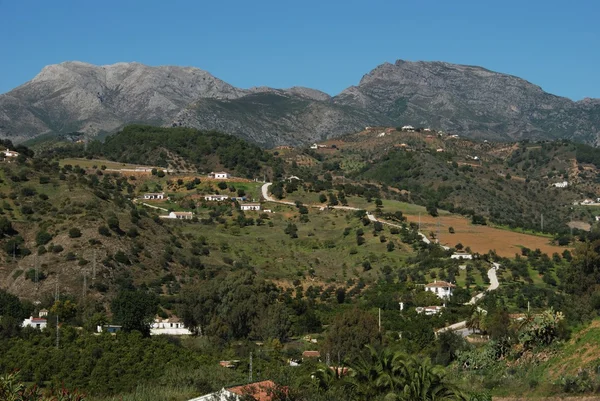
[111,289,158,336]
[323,308,379,361]
[68,227,82,238]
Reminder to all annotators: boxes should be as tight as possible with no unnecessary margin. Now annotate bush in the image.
[98,226,111,236]
[51,244,64,253]
[448,226,455,234]
[69,227,82,238]
[35,231,52,246]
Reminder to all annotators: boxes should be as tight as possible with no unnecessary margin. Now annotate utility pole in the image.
[541,213,544,232]
[378,308,381,333]
[418,213,421,232]
[248,352,253,383]
[92,250,96,282]
[83,270,87,300]
[55,277,59,349]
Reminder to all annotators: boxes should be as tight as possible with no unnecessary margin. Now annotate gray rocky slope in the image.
[1,60,599,147]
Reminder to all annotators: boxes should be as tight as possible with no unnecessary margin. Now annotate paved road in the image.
[438,265,500,336]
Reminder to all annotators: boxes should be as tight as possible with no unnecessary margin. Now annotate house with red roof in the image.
[188,380,282,401]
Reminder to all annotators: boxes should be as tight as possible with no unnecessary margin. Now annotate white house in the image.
[416,305,444,315]
[451,252,473,260]
[595,216,600,222]
[552,181,568,188]
[143,192,165,200]
[240,203,261,211]
[151,317,192,336]
[22,314,47,330]
[425,280,455,299]
[310,143,318,149]
[2,149,19,158]
[401,125,415,132]
[38,309,48,317]
[162,211,193,220]
[204,194,229,202]
[378,132,386,137]
[209,172,230,179]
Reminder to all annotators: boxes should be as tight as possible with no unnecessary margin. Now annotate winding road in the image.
[261,182,500,336]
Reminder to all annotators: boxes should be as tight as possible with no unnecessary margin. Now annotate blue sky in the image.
[0,0,598,99]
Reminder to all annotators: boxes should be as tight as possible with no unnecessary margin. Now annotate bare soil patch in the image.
[406,214,569,257]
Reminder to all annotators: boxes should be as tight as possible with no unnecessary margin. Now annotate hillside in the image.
[2,60,600,146]
[275,127,600,235]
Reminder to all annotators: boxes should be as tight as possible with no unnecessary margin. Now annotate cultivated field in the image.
[408,214,569,257]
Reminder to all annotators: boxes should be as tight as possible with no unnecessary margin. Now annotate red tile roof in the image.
[227,380,280,401]
[302,350,321,358]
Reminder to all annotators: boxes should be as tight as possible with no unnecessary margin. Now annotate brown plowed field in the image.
[406,214,569,257]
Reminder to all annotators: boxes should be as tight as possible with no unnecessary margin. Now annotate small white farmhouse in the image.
[2,149,19,158]
[425,280,455,299]
[165,211,193,220]
[204,194,229,202]
[401,125,415,132]
[143,192,165,200]
[209,172,230,179]
[22,316,47,330]
[240,203,261,211]
[151,317,192,335]
[552,181,568,188]
[416,305,444,315]
[451,252,473,260]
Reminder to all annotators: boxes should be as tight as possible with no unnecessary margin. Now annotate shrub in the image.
[35,231,52,246]
[98,226,111,236]
[69,227,82,238]
[51,244,64,253]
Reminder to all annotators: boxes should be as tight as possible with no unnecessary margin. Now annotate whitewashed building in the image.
[209,172,230,179]
[162,211,193,220]
[401,125,415,132]
[22,313,47,330]
[552,181,568,188]
[151,317,192,336]
[416,305,444,315]
[143,192,165,200]
[204,194,229,202]
[2,149,19,158]
[451,252,473,260]
[240,203,261,211]
[425,280,455,299]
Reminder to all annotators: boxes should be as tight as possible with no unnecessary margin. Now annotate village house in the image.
[189,380,280,401]
[22,311,47,330]
[416,305,444,316]
[451,252,473,260]
[208,171,230,179]
[151,317,192,335]
[162,211,193,220]
[143,192,165,200]
[97,324,122,334]
[240,203,261,211]
[401,125,415,132]
[302,350,321,360]
[2,148,19,158]
[552,181,568,188]
[204,194,229,202]
[425,280,456,299]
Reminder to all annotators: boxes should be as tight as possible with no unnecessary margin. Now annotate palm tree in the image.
[396,357,465,401]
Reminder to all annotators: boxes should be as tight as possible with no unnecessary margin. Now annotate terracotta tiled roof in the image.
[227,380,279,401]
[302,350,320,358]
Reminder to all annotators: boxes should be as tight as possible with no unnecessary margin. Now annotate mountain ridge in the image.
[1,59,599,146]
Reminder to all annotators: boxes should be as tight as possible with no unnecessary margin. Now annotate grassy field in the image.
[175,203,413,284]
[59,158,157,170]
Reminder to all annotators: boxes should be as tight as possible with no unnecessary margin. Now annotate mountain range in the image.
[1,60,599,147]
